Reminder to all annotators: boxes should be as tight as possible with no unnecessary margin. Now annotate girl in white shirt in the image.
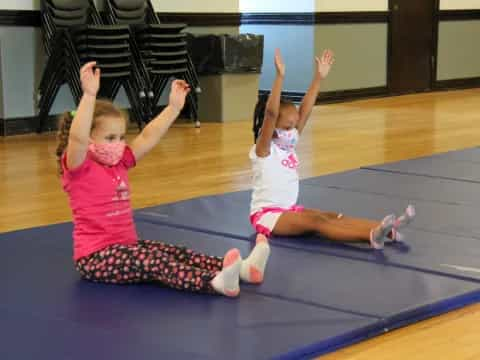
[249,49,415,249]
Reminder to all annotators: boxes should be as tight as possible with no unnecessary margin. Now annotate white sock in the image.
[211,248,242,297]
[391,205,416,241]
[370,214,396,250]
[240,234,270,284]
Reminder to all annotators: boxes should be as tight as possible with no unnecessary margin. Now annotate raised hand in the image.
[315,49,335,79]
[169,79,191,112]
[80,61,100,97]
[274,48,285,77]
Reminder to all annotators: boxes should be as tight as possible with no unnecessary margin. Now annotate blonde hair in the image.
[56,99,127,175]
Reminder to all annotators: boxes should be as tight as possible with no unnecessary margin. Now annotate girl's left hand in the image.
[316,49,335,79]
[169,80,191,112]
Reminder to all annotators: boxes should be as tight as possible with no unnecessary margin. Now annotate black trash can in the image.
[187,33,264,75]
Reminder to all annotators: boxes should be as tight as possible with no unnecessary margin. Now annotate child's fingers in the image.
[322,50,330,63]
[326,50,334,63]
[81,61,97,74]
[172,79,189,90]
[327,51,335,65]
[322,49,330,60]
[274,48,283,62]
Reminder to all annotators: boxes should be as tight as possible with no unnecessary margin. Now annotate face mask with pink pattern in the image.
[273,128,298,152]
[88,142,125,166]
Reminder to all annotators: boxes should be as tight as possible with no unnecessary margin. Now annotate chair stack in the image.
[104,0,201,127]
[37,0,201,132]
[38,0,148,132]
[73,24,148,127]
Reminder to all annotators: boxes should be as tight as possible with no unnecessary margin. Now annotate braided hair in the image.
[253,93,295,143]
[253,93,269,143]
[56,111,74,175]
[55,99,127,175]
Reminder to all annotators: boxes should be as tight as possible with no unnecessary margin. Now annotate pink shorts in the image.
[250,205,305,237]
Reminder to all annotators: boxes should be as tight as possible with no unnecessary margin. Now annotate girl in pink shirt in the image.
[250,49,415,249]
[57,62,269,297]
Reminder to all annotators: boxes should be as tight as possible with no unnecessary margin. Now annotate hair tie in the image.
[70,110,77,117]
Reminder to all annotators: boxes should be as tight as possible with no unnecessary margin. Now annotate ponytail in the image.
[56,111,75,175]
[253,93,269,143]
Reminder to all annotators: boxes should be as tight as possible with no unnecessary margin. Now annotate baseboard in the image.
[258,90,305,103]
[0,10,40,26]
[0,10,389,27]
[433,77,480,91]
[259,86,389,104]
[1,116,57,136]
[1,109,174,136]
[438,10,480,21]
[318,86,388,104]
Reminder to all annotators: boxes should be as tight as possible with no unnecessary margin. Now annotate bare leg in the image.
[304,209,380,235]
[274,210,371,241]
[273,208,395,247]
[302,209,396,240]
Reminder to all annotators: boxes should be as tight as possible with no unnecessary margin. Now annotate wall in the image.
[440,0,480,10]
[314,24,387,91]
[437,1,480,81]
[153,0,239,13]
[240,24,315,92]
[240,0,314,13]
[0,1,38,10]
[315,0,388,12]
[241,0,388,92]
[437,20,480,80]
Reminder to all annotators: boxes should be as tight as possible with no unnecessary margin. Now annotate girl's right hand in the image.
[80,62,100,97]
[274,48,285,77]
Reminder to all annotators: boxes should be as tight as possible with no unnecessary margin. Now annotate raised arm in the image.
[66,62,100,170]
[296,49,334,134]
[255,49,285,157]
[130,80,190,162]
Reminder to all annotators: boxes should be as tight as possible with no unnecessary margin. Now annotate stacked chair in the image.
[37,0,201,132]
[37,0,148,131]
[37,0,98,132]
[104,0,201,127]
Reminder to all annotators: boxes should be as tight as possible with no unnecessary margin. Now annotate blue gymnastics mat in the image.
[303,168,480,206]
[136,184,480,239]
[2,220,480,359]
[364,147,480,182]
[136,186,480,281]
[0,222,379,360]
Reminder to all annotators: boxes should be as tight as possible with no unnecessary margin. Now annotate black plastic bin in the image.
[187,33,264,75]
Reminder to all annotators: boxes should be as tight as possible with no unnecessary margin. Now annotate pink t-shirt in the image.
[61,146,138,261]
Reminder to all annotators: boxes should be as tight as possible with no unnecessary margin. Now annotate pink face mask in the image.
[88,142,126,166]
[273,128,299,152]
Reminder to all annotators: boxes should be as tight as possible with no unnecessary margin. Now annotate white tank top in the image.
[249,141,300,215]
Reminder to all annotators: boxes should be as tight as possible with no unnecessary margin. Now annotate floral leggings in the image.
[75,240,224,294]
